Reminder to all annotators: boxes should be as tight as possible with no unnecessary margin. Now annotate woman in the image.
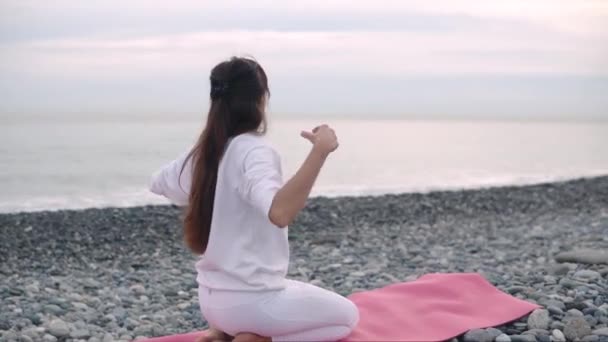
[150,56,359,342]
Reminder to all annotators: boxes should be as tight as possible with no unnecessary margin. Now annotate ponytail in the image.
[180,56,269,254]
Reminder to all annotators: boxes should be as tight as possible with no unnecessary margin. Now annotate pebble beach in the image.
[1,176,607,342]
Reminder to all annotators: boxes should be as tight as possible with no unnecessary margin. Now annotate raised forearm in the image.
[269,147,327,227]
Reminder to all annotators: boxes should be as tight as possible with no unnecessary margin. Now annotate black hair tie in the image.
[210,78,229,99]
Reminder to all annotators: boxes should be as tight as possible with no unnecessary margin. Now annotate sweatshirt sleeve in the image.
[149,150,193,206]
[237,145,284,219]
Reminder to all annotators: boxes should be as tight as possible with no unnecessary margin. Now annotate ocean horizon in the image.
[2,117,607,213]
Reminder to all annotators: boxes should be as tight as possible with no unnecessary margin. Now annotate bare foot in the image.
[233,332,271,342]
[195,327,232,342]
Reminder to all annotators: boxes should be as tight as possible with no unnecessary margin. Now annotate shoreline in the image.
[1,175,607,341]
[2,174,607,216]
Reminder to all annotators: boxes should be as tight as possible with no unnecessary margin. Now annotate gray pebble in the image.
[82,278,102,289]
[510,335,537,342]
[18,335,33,342]
[67,293,84,302]
[24,284,39,293]
[564,317,593,341]
[555,250,608,265]
[44,304,64,316]
[129,284,146,295]
[574,270,602,281]
[508,286,528,294]
[47,319,69,337]
[132,324,157,337]
[2,331,19,341]
[0,318,10,330]
[111,308,127,321]
[124,317,139,330]
[527,309,550,330]
[70,329,91,339]
[101,333,114,342]
[548,305,564,316]
[72,302,89,310]
[47,297,68,308]
[568,308,585,317]
[463,328,493,342]
[21,327,41,339]
[586,314,599,327]
[544,300,566,310]
[560,278,586,289]
[551,329,566,342]
[514,322,528,331]
[485,327,503,340]
[42,334,58,342]
[523,329,549,336]
[495,334,511,342]
[549,264,572,276]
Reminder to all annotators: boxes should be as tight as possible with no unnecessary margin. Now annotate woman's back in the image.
[151,56,356,342]
[195,132,290,291]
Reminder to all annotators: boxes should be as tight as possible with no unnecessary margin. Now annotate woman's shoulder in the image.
[226,132,280,167]
[231,131,276,153]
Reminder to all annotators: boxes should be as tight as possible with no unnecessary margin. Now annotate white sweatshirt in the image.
[149,132,289,291]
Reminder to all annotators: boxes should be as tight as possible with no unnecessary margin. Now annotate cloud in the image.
[2,0,605,78]
[2,0,607,40]
[1,0,606,118]
[2,28,605,80]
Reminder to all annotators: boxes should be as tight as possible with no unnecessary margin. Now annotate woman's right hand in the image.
[270,124,338,227]
[300,124,339,156]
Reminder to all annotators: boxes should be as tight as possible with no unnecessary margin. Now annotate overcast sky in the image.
[1,1,607,120]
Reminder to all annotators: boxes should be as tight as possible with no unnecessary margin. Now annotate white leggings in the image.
[198,279,359,342]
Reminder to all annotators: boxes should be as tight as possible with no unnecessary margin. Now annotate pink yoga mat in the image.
[141,273,539,342]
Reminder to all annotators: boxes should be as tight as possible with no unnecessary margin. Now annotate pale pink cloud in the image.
[2,27,605,79]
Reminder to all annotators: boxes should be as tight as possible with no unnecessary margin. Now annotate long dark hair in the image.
[181,56,269,255]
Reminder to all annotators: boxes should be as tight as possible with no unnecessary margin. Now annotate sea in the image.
[1,115,607,213]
